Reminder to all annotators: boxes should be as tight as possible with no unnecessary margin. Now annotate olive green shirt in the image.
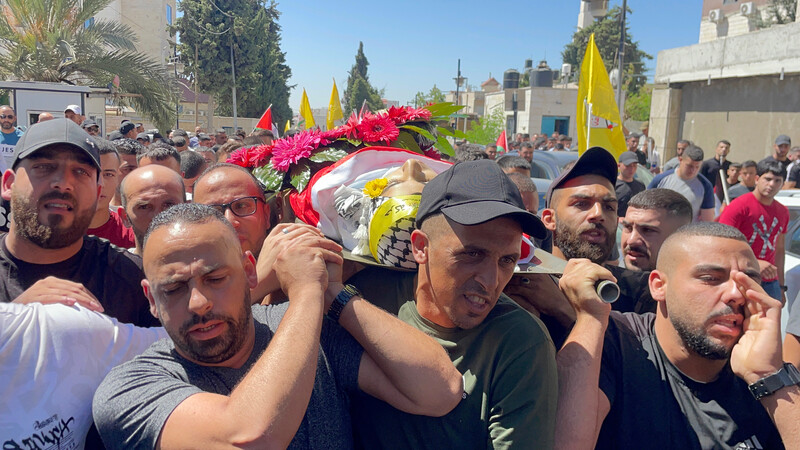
[352,296,558,449]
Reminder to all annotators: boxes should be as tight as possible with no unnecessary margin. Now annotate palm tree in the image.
[0,0,178,131]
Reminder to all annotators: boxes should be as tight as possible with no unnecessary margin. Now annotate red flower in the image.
[422,147,442,161]
[247,144,274,167]
[270,131,320,172]
[337,112,361,140]
[387,105,433,124]
[227,147,251,167]
[356,113,399,144]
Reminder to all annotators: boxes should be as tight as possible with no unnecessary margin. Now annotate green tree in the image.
[561,6,652,96]
[413,84,446,107]
[464,107,505,145]
[0,0,178,130]
[342,42,383,114]
[625,85,651,121]
[175,0,293,126]
[757,0,797,28]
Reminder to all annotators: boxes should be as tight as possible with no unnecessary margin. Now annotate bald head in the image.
[120,165,185,208]
[37,112,55,122]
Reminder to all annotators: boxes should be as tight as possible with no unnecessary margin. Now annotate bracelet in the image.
[327,284,361,323]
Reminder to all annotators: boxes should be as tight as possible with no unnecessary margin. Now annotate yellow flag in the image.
[300,89,315,129]
[284,119,291,133]
[576,33,626,160]
[327,79,343,130]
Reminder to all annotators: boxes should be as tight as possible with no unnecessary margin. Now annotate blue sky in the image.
[279,1,703,112]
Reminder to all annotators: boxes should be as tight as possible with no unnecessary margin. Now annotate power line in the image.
[205,0,234,18]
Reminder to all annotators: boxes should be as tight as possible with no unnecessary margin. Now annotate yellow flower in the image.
[363,178,388,198]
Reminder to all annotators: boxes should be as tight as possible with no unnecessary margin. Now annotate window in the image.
[84,17,95,29]
[166,5,173,25]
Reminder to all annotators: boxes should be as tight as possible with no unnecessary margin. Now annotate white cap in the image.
[64,104,81,115]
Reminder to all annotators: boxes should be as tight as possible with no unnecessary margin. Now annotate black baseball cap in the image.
[546,147,618,207]
[80,119,98,129]
[12,118,100,170]
[136,132,150,142]
[416,159,547,239]
[120,121,136,135]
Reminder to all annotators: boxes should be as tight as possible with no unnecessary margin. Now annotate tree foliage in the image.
[625,85,651,121]
[341,42,383,114]
[464,106,505,145]
[413,85,446,107]
[561,6,652,96]
[175,0,293,126]
[0,0,178,131]
[757,0,797,28]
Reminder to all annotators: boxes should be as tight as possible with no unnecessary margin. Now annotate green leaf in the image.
[435,135,455,157]
[310,148,348,163]
[400,124,435,141]
[290,164,312,192]
[424,102,465,118]
[252,163,284,191]
[392,130,422,153]
[435,125,466,139]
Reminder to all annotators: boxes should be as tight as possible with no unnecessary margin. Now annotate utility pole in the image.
[230,34,238,132]
[616,0,628,113]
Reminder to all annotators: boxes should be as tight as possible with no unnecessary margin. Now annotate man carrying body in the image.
[352,160,558,449]
[93,203,462,448]
[699,140,731,203]
[555,222,800,449]
[760,134,792,171]
[0,119,157,326]
[118,165,186,255]
[86,138,135,248]
[614,151,645,218]
[541,147,653,313]
[663,139,691,172]
[719,160,788,300]
[648,145,715,222]
[620,188,692,272]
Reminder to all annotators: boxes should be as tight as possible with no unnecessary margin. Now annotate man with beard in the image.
[555,222,799,449]
[541,147,652,313]
[620,188,692,272]
[93,204,462,448]
[0,119,158,326]
[719,160,788,300]
[0,105,23,147]
[118,165,186,255]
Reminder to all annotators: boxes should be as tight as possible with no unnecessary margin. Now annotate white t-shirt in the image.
[0,302,166,449]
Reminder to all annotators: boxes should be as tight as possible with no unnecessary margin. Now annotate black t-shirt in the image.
[0,233,159,327]
[700,157,731,202]
[759,155,790,172]
[604,264,655,314]
[788,163,800,184]
[614,178,646,218]
[597,312,783,450]
[0,197,9,234]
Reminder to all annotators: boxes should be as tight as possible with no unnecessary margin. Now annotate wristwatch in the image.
[748,363,800,400]
[327,284,361,323]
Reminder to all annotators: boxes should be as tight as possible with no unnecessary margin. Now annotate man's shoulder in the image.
[483,296,554,348]
[649,169,674,187]
[82,235,143,269]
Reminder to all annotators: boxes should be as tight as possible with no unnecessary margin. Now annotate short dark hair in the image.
[137,141,181,166]
[496,155,531,171]
[682,145,704,162]
[506,172,537,193]
[729,162,742,169]
[112,138,145,156]
[717,139,731,147]
[756,160,787,180]
[180,150,207,179]
[627,188,692,222]
[172,128,189,138]
[91,137,119,158]
[143,203,236,253]
[741,160,757,170]
[252,129,274,138]
[666,222,747,246]
[486,144,497,150]
[677,139,692,147]
[172,136,187,147]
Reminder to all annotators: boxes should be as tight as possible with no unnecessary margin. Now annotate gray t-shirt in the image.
[648,169,715,221]
[93,303,363,449]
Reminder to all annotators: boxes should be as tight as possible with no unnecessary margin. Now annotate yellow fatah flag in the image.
[576,33,626,160]
[284,119,291,133]
[300,89,315,129]
[327,79,343,130]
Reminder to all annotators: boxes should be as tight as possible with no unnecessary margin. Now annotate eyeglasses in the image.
[207,196,266,218]
[0,114,15,119]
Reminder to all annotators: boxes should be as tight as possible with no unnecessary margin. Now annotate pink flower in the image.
[270,131,319,172]
[247,144,274,167]
[227,147,251,167]
[356,113,399,144]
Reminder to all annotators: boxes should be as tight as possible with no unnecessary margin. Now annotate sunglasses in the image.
[0,114,15,119]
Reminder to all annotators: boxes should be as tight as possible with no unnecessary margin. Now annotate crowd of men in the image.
[2,102,800,450]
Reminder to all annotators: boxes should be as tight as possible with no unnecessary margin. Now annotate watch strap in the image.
[748,363,800,400]
[327,284,360,323]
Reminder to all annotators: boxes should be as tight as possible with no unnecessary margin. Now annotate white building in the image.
[94,0,177,68]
